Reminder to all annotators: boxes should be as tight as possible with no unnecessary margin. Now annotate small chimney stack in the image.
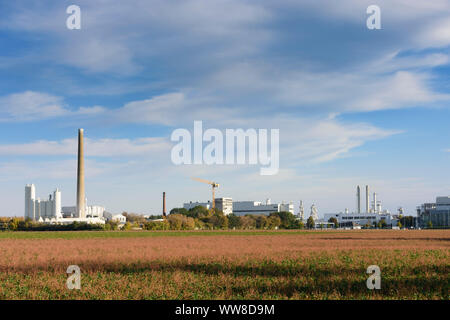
[163,192,166,217]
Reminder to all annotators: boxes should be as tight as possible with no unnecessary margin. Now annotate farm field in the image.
[0,229,448,300]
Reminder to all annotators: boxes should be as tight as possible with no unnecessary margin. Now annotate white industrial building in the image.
[183,197,233,215]
[61,204,106,218]
[323,185,397,228]
[233,199,294,216]
[417,196,450,228]
[183,198,294,216]
[103,212,127,223]
[25,184,62,221]
[25,184,106,224]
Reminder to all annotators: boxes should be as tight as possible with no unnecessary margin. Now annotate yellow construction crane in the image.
[191,177,219,210]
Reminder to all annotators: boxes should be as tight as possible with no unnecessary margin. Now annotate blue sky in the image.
[0,0,449,217]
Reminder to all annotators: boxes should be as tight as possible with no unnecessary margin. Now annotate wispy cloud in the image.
[0,91,105,122]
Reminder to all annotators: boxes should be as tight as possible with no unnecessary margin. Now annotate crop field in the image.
[0,229,448,300]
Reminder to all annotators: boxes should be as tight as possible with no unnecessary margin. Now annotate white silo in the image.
[299,200,304,220]
[24,184,36,220]
[53,189,62,219]
[373,192,377,213]
[365,185,370,213]
[35,198,41,221]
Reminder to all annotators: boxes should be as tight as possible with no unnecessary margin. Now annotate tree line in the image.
[142,206,308,230]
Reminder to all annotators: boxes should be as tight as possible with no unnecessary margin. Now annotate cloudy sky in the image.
[0,0,449,217]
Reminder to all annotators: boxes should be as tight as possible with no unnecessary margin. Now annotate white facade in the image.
[184,201,212,211]
[215,198,233,215]
[103,212,126,223]
[25,184,62,221]
[233,200,294,216]
[323,212,396,227]
[183,198,233,215]
[183,198,294,216]
[25,184,105,224]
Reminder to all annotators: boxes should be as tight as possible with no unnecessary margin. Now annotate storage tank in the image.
[53,189,62,219]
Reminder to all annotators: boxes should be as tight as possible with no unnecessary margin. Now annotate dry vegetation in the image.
[0,229,448,299]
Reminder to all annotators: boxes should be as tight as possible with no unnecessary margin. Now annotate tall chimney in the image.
[365,185,370,213]
[356,186,361,214]
[373,192,377,214]
[76,128,85,219]
[163,192,166,217]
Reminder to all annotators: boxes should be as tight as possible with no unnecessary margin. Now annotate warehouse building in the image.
[183,198,294,216]
[417,196,450,228]
[232,199,294,216]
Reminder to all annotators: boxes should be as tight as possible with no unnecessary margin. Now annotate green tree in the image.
[307,216,315,229]
[427,220,433,229]
[328,217,338,228]
[240,215,256,229]
[227,214,242,229]
[298,220,305,229]
[269,211,297,229]
[266,215,281,229]
[122,222,132,231]
[377,219,387,229]
[8,218,21,231]
[255,215,268,229]
[187,206,210,219]
[207,212,228,230]
[170,208,189,216]
[167,214,183,230]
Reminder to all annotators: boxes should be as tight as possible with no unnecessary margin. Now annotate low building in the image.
[103,212,127,224]
[232,199,294,216]
[183,198,294,216]
[184,201,213,211]
[417,196,450,228]
[183,198,233,215]
[323,212,397,228]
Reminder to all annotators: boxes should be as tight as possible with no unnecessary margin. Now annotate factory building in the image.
[183,198,294,216]
[323,212,396,228]
[25,185,106,224]
[61,204,105,218]
[232,199,294,216]
[24,184,62,221]
[323,185,397,228]
[23,129,107,225]
[215,198,233,215]
[103,212,127,223]
[183,197,233,215]
[417,196,450,228]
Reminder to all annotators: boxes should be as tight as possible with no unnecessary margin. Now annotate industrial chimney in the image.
[356,186,361,214]
[163,192,166,217]
[365,185,370,213]
[76,129,86,219]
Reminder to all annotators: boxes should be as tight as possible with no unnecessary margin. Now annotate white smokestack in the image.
[356,185,361,214]
[366,185,370,213]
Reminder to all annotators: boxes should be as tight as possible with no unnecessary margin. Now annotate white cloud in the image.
[0,91,105,122]
[417,18,450,48]
[206,62,449,113]
[58,38,140,75]
[113,93,187,125]
[0,91,67,121]
[0,137,171,157]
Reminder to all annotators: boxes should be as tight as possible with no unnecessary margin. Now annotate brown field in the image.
[0,229,448,299]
